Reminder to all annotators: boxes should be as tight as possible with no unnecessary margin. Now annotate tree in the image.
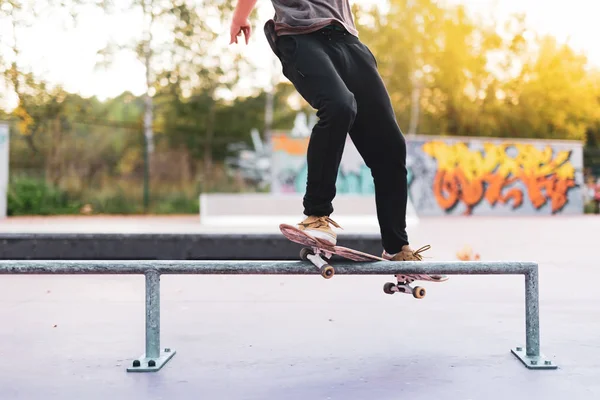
[355,0,505,136]
[354,0,600,141]
[501,36,600,140]
[93,0,251,201]
[1,0,39,144]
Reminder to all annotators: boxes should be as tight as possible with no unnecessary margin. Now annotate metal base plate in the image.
[511,347,557,370]
[127,348,176,372]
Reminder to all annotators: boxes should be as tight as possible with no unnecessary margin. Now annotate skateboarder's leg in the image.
[342,39,427,259]
[275,32,354,244]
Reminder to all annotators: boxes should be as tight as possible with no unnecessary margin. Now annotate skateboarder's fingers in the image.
[243,26,252,44]
[229,24,240,44]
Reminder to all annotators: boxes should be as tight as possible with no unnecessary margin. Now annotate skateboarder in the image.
[229,0,430,262]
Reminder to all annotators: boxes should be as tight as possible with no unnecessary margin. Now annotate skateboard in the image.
[279,223,447,299]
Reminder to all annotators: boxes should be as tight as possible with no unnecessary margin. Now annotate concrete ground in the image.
[0,215,599,399]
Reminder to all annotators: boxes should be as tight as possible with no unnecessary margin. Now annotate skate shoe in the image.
[297,215,341,246]
[382,245,446,280]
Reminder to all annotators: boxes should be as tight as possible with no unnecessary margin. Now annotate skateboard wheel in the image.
[320,265,335,279]
[383,282,396,295]
[413,286,426,299]
[299,247,314,261]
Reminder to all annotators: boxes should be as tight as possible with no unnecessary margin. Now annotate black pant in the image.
[273,28,410,253]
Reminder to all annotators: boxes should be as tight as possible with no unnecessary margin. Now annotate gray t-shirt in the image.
[267,0,358,37]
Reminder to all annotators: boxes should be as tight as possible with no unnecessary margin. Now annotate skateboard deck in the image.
[279,223,447,299]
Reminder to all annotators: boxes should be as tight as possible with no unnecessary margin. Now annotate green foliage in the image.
[6,175,203,215]
[85,185,142,214]
[151,192,198,214]
[83,183,199,215]
[140,80,300,163]
[584,202,599,214]
[7,177,82,216]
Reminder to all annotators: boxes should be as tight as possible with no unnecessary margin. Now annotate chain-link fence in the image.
[5,118,258,215]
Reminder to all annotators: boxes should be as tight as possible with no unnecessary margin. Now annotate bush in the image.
[7,177,82,216]
[6,174,204,216]
[86,191,142,214]
[584,201,599,214]
[152,192,199,214]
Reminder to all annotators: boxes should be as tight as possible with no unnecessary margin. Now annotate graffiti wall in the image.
[270,133,584,216]
[271,133,377,195]
[408,136,584,215]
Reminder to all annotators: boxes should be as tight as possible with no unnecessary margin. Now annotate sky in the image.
[1,0,599,110]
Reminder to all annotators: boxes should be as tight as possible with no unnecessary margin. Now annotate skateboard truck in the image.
[299,247,335,279]
[383,275,427,299]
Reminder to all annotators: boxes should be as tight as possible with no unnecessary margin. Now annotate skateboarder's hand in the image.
[230,17,252,45]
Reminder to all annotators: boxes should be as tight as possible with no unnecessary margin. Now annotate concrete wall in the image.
[270,133,584,216]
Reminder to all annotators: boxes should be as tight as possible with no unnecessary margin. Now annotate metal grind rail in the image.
[0,260,557,371]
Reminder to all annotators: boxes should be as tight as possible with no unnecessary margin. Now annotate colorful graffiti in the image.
[422,141,577,215]
[272,135,308,156]
[270,133,584,215]
[271,134,377,195]
[278,163,377,194]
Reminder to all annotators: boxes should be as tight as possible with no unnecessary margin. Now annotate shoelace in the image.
[410,245,431,261]
[301,216,343,230]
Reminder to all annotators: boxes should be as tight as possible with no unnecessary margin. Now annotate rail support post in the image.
[127,269,176,372]
[511,266,556,369]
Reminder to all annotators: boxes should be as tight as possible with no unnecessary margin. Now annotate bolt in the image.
[531,360,538,365]
[545,361,552,365]
[148,360,156,367]
[516,347,523,352]
[132,360,141,367]
[165,348,171,353]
